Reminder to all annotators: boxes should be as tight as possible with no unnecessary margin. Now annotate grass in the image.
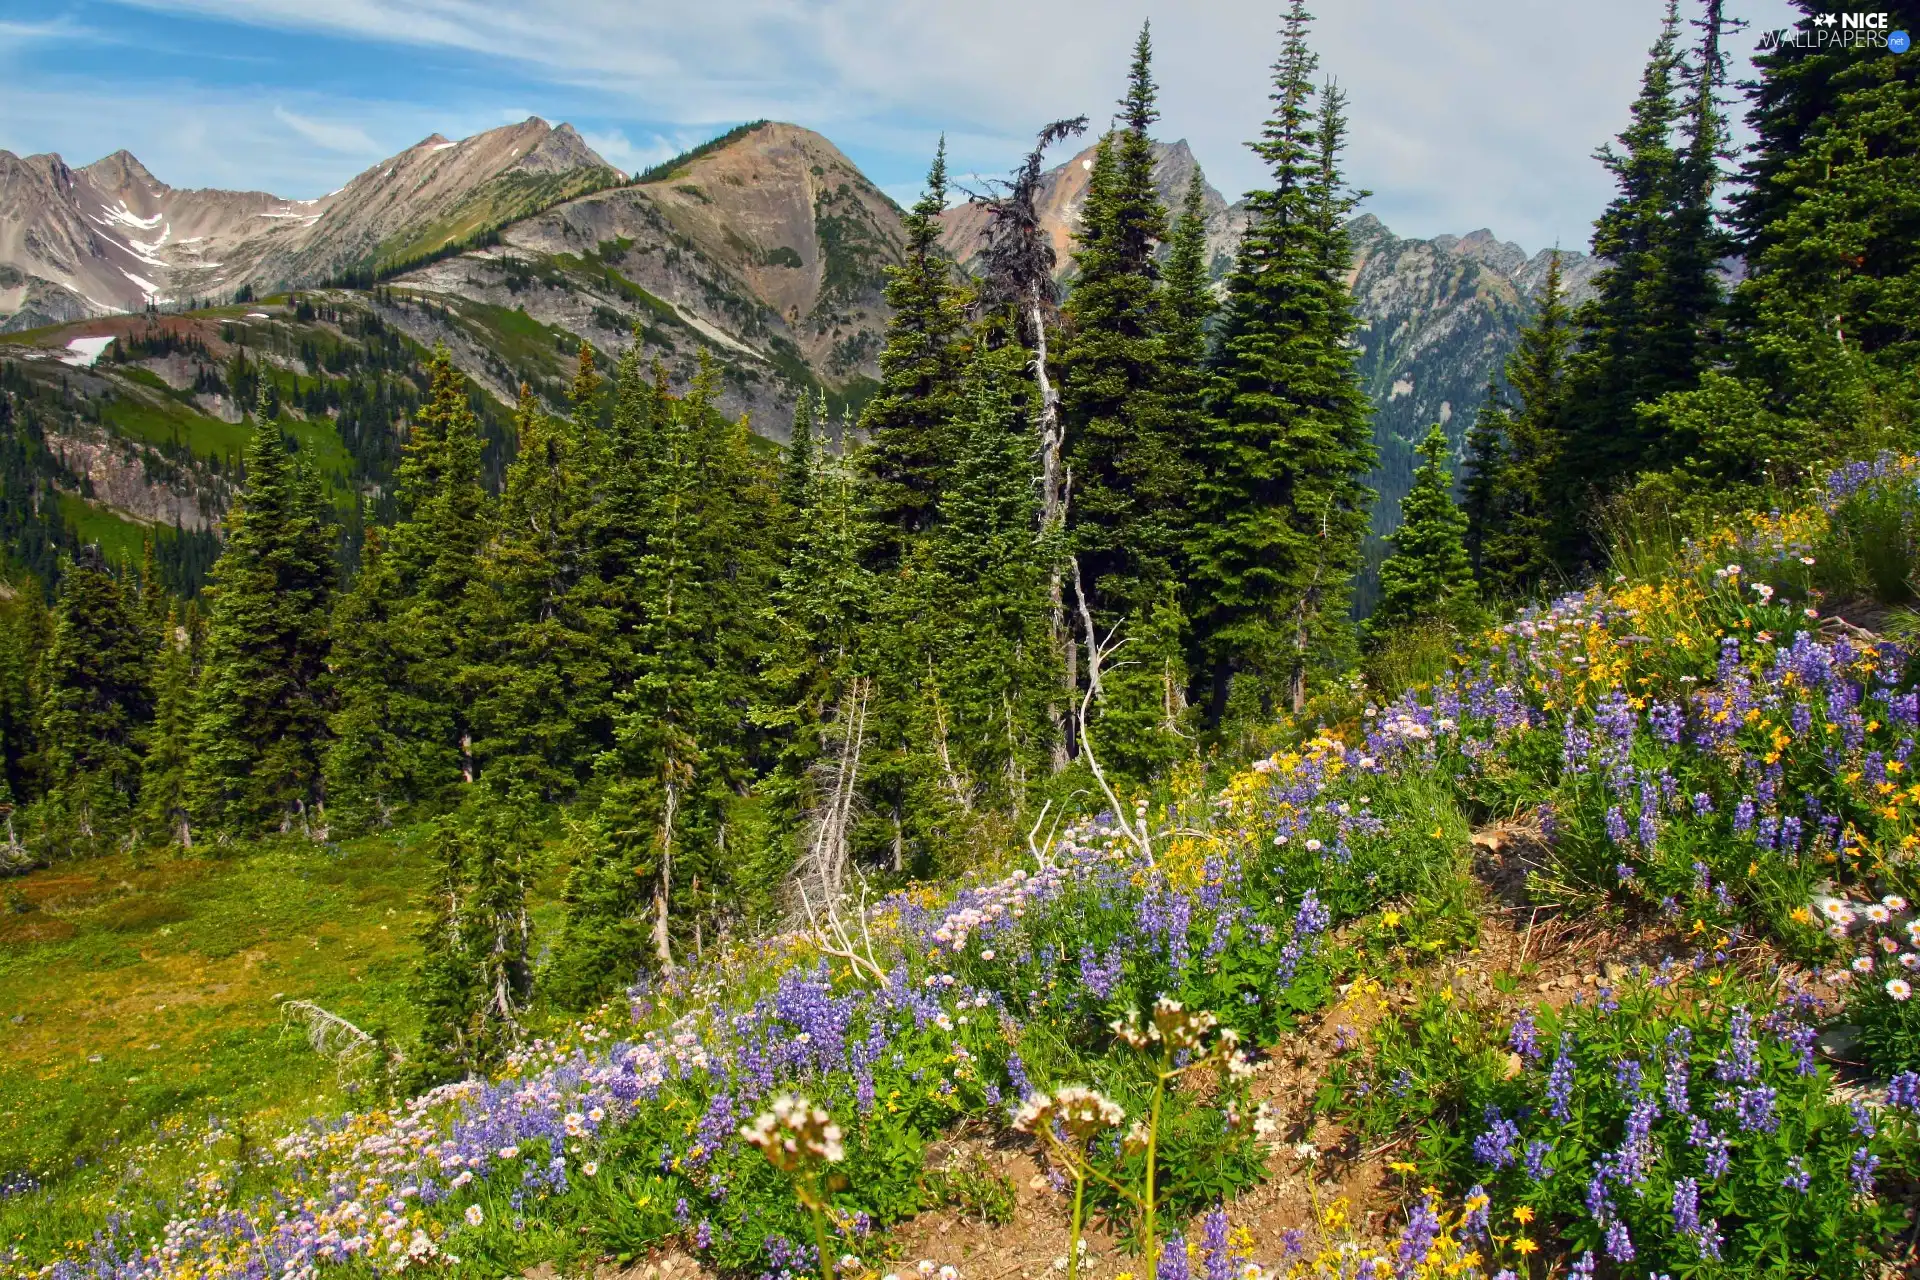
[55,495,154,566]
[0,827,565,1256]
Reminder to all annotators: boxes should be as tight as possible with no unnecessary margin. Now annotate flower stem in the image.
[808,1187,834,1280]
[1143,1067,1167,1280]
[1067,1167,1088,1280]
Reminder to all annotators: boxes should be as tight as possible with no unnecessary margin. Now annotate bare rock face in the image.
[0,119,620,326]
[939,137,1245,282]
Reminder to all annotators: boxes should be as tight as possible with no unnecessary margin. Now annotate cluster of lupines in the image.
[1337,963,1919,1272]
[21,746,1431,1280]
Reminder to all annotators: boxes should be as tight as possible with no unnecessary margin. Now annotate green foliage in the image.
[1191,3,1375,715]
[185,425,337,839]
[1372,425,1478,637]
[406,793,536,1088]
[326,349,487,831]
[31,548,153,857]
[1332,971,1915,1273]
[857,144,969,563]
[1062,23,1184,626]
[632,122,771,185]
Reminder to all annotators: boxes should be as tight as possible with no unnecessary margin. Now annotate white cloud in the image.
[55,0,1813,249]
[272,106,384,155]
[579,129,684,177]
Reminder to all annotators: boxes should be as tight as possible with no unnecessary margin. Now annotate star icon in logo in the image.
[1814,12,1838,25]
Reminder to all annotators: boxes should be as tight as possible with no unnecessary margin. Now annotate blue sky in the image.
[1,0,1804,253]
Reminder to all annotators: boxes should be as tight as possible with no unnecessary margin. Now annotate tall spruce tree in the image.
[1373,425,1478,636]
[859,143,968,562]
[326,349,486,828]
[1192,2,1375,716]
[406,793,534,1086]
[1459,382,1512,587]
[1557,2,1701,554]
[551,355,776,1004]
[928,346,1057,808]
[36,547,152,853]
[1487,252,1575,595]
[468,384,610,799]
[1647,0,1920,488]
[186,425,337,837]
[1160,172,1216,451]
[137,605,196,850]
[1061,22,1181,624]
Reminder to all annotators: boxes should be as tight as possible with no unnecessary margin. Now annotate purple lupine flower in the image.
[1201,1207,1231,1280]
[1472,1105,1520,1169]
[1547,1035,1576,1122]
[1570,1251,1596,1279]
[1463,1185,1491,1240]
[1851,1101,1878,1139]
[1604,1219,1635,1262]
[1733,797,1756,834]
[1157,1232,1188,1280]
[1606,806,1630,846]
[1614,1058,1644,1097]
[1395,1197,1441,1277]
[1888,1071,1920,1110]
[1691,792,1714,816]
[695,1219,712,1250]
[1509,1009,1539,1062]
[1736,1085,1779,1134]
[1715,1006,1758,1083]
[1851,1146,1879,1194]
[1781,1156,1811,1193]
[1524,1140,1555,1181]
[1784,1023,1817,1077]
[1671,1177,1700,1237]
[1293,890,1331,937]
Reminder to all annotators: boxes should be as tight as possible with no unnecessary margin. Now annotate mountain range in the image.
[0,117,1601,586]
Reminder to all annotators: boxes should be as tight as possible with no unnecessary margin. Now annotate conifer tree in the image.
[1646,0,1920,487]
[1373,425,1478,635]
[551,355,776,1004]
[36,547,152,853]
[327,349,486,828]
[137,604,195,850]
[1487,252,1575,594]
[781,389,819,516]
[186,425,337,837]
[1191,2,1374,717]
[1062,22,1181,624]
[1459,382,1512,586]
[859,142,968,562]
[468,386,609,798]
[1557,2,1702,551]
[1160,172,1216,447]
[405,794,533,1085]
[929,347,1057,805]
[0,590,46,818]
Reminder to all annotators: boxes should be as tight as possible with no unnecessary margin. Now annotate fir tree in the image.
[468,386,610,799]
[1191,3,1374,717]
[1061,22,1182,624]
[1558,1,1708,550]
[326,349,486,828]
[859,142,968,562]
[405,793,533,1085]
[1459,382,1512,586]
[928,347,1057,806]
[781,389,819,516]
[1647,0,1920,488]
[1160,172,1216,450]
[186,424,337,837]
[137,604,195,850]
[1373,425,1478,635]
[1487,252,1575,594]
[36,547,152,853]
